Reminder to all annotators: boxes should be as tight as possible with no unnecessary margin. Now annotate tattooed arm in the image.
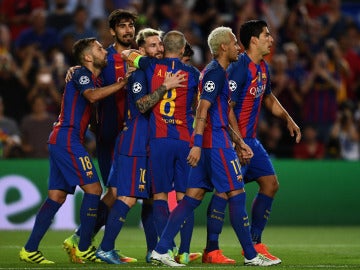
[136,70,186,113]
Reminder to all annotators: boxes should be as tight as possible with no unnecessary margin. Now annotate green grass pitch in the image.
[1,226,359,269]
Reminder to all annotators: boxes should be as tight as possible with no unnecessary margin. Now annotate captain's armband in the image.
[127,51,142,68]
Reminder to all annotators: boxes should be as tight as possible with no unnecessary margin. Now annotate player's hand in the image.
[125,66,136,79]
[121,49,141,61]
[235,141,253,165]
[163,70,187,90]
[288,121,301,143]
[65,65,81,83]
[187,146,201,167]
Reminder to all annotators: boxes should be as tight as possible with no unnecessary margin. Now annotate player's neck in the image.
[245,50,262,65]
[164,52,181,59]
[216,55,231,70]
[113,43,132,54]
[84,64,102,78]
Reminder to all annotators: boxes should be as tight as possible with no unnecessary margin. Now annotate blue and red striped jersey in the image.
[227,53,271,139]
[48,66,101,145]
[96,45,128,145]
[116,69,149,156]
[199,59,232,149]
[138,57,200,142]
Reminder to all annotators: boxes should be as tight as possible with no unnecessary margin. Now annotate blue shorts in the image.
[242,138,276,183]
[188,147,244,193]
[108,154,150,199]
[48,143,100,194]
[149,138,190,194]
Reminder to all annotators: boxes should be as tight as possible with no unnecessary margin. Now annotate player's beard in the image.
[94,57,107,69]
[116,34,133,48]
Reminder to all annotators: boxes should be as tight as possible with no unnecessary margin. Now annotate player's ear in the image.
[220,43,227,52]
[83,53,93,63]
[250,36,258,46]
[109,28,116,37]
[138,46,145,55]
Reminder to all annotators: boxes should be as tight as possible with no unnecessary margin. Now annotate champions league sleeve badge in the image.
[204,81,215,92]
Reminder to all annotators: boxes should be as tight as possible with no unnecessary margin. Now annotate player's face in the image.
[257,27,273,57]
[91,41,108,69]
[112,19,135,47]
[227,33,240,62]
[142,35,164,59]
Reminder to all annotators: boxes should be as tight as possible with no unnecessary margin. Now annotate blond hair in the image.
[136,28,163,47]
[207,26,233,56]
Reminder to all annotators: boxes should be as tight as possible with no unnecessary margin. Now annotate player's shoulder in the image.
[106,45,116,54]
[229,53,249,69]
[203,60,225,77]
[72,67,92,83]
[129,69,146,82]
[183,63,200,77]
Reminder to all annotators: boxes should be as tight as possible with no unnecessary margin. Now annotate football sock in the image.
[75,200,109,238]
[93,200,109,236]
[206,194,227,252]
[228,193,257,260]
[156,196,201,254]
[100,199,130,251]
[153,200,170,241]
[141,200,158,251]
[251,193,273,244]
[24,198,61,252]
[78,193,100,251]
[178,199,195,254]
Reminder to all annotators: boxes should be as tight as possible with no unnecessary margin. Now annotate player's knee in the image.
[258,175,279,196]
[82,182,103,195]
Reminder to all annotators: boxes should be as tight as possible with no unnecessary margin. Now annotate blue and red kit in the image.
[136,56,200,194]
[138,57,199,141]
[227,52,271,139]
[108,69,150,198]
[188,59,244,193]
[227,52,275,182]
[96,45,128,184]
[48,67,100,193]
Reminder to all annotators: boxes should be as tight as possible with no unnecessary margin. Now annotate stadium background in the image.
[1,0,360,230]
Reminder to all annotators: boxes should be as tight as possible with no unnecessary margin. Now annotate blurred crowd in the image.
[0,0,359,160]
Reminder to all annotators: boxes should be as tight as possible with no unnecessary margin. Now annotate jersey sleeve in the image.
[227,60,246,103]
[200,69,225,104]
[129,70,148,102]
[72,69,96,95]
[138,56,152,71]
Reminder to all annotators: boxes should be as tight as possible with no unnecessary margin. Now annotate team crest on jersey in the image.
[262,72,267,81]
[132,82,142,93]
[229,80,237,91]
[79,75,90,85]
[138,184,145,192]
[204,81,215,92]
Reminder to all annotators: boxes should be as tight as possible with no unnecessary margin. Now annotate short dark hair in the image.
[183,42,194,58]
[72,37,97,65]
[108,9,137,30]
[239,20,268,50]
